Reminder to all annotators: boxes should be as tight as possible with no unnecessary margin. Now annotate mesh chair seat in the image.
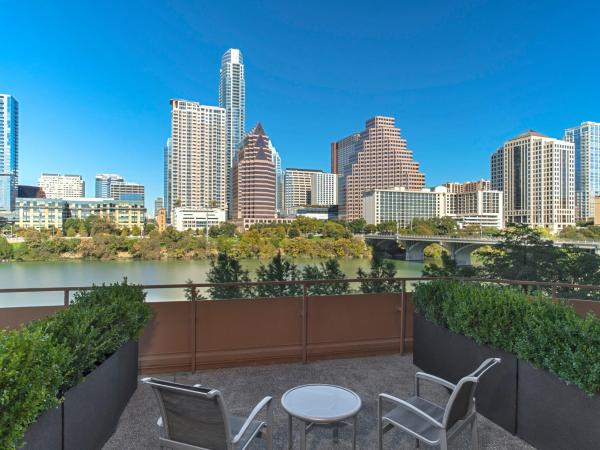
[229,415,266,449]
[383,396,445,443]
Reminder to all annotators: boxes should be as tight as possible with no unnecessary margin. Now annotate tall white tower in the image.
[219,48,246,213]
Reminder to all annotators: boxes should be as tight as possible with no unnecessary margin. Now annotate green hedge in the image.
[413,280,600,395]
[0,279,150,449]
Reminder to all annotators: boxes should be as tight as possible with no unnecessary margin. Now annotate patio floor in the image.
[104,354,532,450]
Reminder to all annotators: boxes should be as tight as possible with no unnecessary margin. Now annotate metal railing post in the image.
[302,282,308,364]
[191,286,197,372]
[400,280,406,354]
[63,289,69,306]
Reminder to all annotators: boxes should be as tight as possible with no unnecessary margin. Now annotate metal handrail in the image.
[0,276,599,294]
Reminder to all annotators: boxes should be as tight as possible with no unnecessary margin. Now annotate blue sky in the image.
[2,0,599,205]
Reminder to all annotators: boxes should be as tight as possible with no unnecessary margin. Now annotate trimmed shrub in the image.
[0,279,150,448]
[413,280,600,395]
[0,327,69,449]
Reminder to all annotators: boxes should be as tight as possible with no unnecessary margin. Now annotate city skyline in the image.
[3,1,599,205]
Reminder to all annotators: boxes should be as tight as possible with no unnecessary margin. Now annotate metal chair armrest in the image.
[415,371,456,397]
[232,396,273,444]
[379,393,444,429]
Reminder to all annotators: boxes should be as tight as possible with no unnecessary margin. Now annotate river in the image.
[0,258,425,307]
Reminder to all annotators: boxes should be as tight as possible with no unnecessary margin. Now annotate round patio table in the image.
[281,384,362,450]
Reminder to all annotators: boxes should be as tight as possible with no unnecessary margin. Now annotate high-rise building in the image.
[168,99,227,219]
[154,197,164,218]
[38,174,85,198]
[332,116,425,220]
[284,169,316,211]
[95,173,124,198]
[284,168,338,213]
[163,137,172,223]
[564,121,600,221]
[490,148,504,191]
[311,172,338,206]
[232,123,276,219]
[491,130,575,232]
[271,144,284,215]
[219,48,245,209]
[0,94,19,213]
[110,181,144,204]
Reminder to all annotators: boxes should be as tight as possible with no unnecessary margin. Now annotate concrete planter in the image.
[517,360,600,450]
[413,313,518,434]
[22,406,62,450]
[23,340,138,450]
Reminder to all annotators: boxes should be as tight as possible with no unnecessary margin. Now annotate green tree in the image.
[255,252,302,297]
[144,222,157,234]
[348,218,367,234]
[288,226,301,238]
[477,224,562,283]
[357,255,400,293]
[0,236,13,260]
[78,223,88,237]
[205,253,254,299]
[322,221,351,239]
[208,222,236,238]
[130,225,141,236]
[302,258,350,295]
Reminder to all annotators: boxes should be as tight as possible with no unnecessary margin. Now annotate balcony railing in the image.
[1,277,599,374]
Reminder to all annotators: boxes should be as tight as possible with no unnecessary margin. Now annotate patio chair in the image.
[377,357,501,450]
[142,377,273,450]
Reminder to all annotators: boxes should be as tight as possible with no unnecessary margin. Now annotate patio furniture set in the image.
[142,357,500,450]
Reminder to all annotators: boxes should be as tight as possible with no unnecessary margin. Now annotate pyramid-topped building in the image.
[231,123,277,219]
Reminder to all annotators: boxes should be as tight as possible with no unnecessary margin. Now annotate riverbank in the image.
[1,230,371,262]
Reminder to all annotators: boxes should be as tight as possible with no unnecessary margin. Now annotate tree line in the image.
[187,252,403,300]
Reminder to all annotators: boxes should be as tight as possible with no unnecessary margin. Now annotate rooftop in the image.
[104,354,531,450]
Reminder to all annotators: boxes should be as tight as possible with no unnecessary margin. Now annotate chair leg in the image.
[377,417,383,449]
[471,415,480,450]
[415,437,420,448]
[288,414,293,450]
[266,424,273,450]
[440,437,448,450]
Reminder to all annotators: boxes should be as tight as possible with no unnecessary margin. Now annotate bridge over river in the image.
[364,234,600,266]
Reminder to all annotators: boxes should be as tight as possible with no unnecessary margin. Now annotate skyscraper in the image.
[271,143,284,215]
[332,116,425,220]
[491,130,575,232]
[564,122,600,221]
[168,99,227,219]
[95,173,123,198]
[0,94,19,213]
[219,48,245,210]
[163,137,172,223]
[232,123,276,219]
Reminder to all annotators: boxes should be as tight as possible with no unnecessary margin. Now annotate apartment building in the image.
[490,130,575,232]
[168,99,227,218]
[38,174,85,198]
